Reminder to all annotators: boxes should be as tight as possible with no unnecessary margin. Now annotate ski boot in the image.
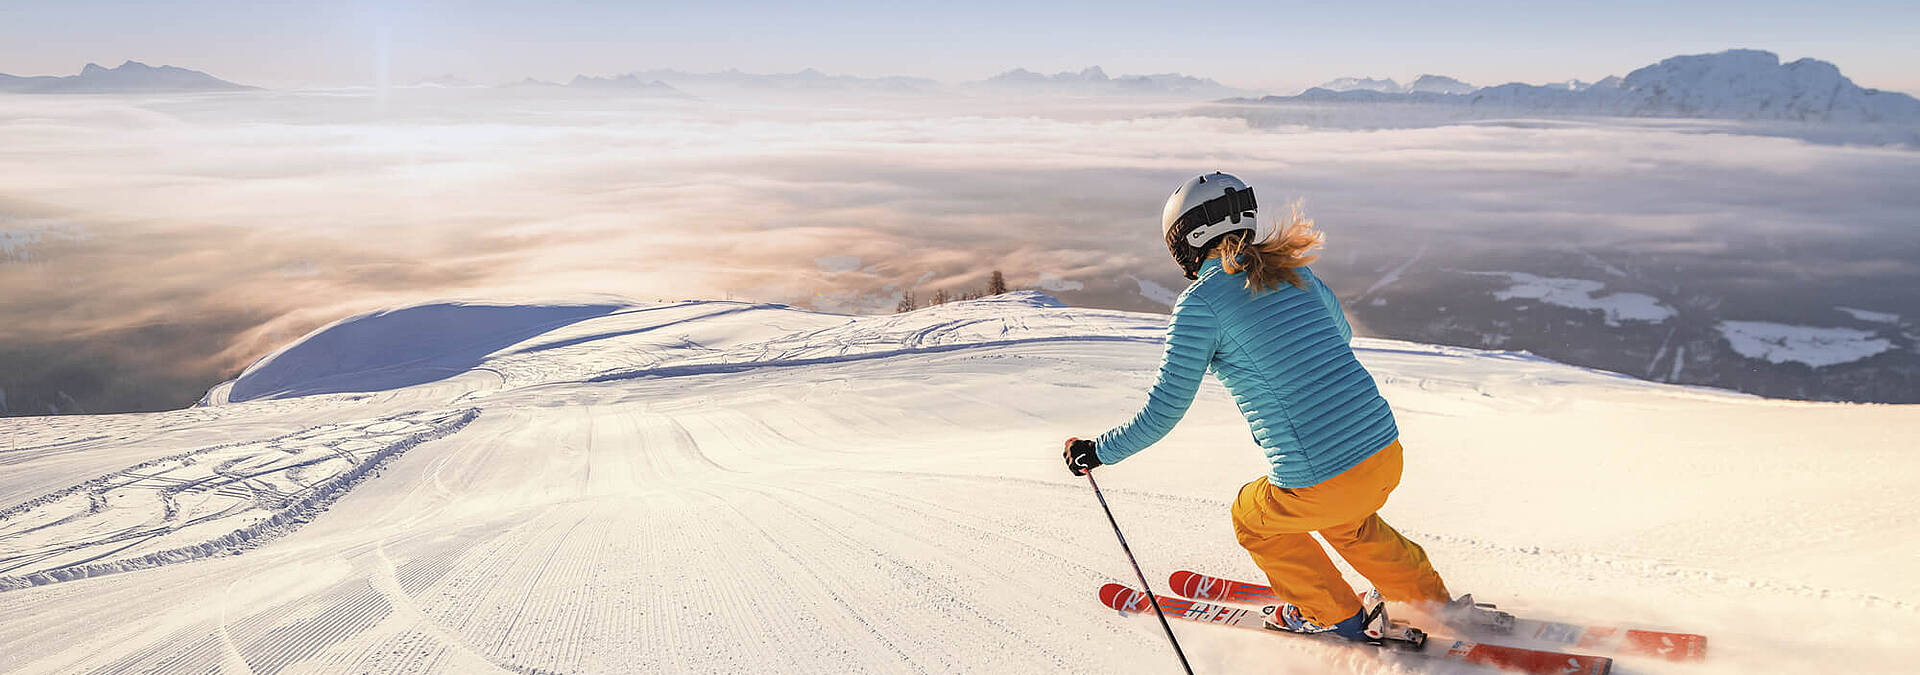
[1263,590,1426,648]
[1440,593,1516,634]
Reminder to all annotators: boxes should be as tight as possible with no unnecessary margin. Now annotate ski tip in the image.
[1629,631,1708,661]
[1098,583,1146,612]
[1168,570,1197,596]
[1556,652,1616,675]
[1169,569,1232,600]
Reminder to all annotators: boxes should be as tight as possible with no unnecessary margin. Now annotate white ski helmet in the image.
[1162,172,1271,279]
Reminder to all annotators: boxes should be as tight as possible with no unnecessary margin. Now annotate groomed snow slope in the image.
[2,292,1916,674]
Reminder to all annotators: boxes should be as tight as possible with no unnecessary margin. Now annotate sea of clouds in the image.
[1,87,1916,412]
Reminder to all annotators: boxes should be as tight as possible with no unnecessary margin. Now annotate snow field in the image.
[0,293,1916,674]
[1477,272,1676,326]
[1713,320,1894,368]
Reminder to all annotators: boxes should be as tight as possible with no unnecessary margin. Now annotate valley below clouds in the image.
[2,86,1916,415]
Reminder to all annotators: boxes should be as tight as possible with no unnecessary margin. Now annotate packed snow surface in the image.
[1716,320,1894,368]
[1480,272,1676,326]
[3,292,1917,674]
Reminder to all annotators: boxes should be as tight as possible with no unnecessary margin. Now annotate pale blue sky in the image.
[2,1,1917,93]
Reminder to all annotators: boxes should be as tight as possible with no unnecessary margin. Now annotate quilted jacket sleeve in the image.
[1094,290,1220,464]
[1306,268,1353,343]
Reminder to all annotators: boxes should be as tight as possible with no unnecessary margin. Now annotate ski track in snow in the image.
[2,292,1917,674]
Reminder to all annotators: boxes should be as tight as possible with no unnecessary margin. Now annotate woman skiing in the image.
[1063,172,1452,642]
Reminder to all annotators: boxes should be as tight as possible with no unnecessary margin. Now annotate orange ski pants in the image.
[1230,440,1450,626]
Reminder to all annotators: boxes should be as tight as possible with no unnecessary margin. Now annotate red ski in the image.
[1169,570,1707,662]
[1101,583,1610,675]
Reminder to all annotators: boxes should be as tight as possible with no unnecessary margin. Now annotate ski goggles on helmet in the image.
[1171,186,1258,240]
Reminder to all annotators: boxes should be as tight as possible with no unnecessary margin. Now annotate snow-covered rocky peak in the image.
[1071,66,1110,82]
[1319,76,1402,93]
[1406,74,1475,95]
[1616,49,1918,122]
[1316,75,1475,96]
[562,74,687,95]
[987,66,1110,84]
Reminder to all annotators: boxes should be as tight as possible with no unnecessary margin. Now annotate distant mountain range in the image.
[1246,50,1920,124]
[502,65,1236,97]
[977,66,1248,97]
[1320,74,1477,95]
[624,68,939,92]
[9,50,1916,121]
[407,74,481,88]
[503,74,690,97]
[462,68,934,95]
[0,61,255,94]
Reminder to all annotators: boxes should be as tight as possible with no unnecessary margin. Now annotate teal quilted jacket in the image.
[1095,257,1398,488]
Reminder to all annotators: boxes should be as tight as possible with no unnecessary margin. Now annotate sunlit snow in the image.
[3,293,1916,673]
[1716,320,1893,368]
[1479,272,1676,326]
[1130,275,1179,307]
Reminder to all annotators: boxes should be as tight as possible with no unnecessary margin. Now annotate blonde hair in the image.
[1212,202,1324,292]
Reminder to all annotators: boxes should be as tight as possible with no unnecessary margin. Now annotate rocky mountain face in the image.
[0,61,254,93]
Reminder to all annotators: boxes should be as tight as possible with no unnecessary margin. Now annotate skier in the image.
[1064,172,1452,643]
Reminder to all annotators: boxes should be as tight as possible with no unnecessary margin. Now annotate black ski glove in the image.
[1063,437,1102,476]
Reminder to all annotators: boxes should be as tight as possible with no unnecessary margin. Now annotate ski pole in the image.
[1086,469,1194,675]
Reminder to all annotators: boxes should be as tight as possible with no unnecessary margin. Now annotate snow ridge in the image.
[228,302,625,403]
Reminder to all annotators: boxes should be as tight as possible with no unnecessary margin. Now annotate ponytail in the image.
[1215,202,1324,293]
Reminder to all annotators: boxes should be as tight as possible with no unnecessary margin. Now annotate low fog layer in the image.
[2,87,1916,414]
